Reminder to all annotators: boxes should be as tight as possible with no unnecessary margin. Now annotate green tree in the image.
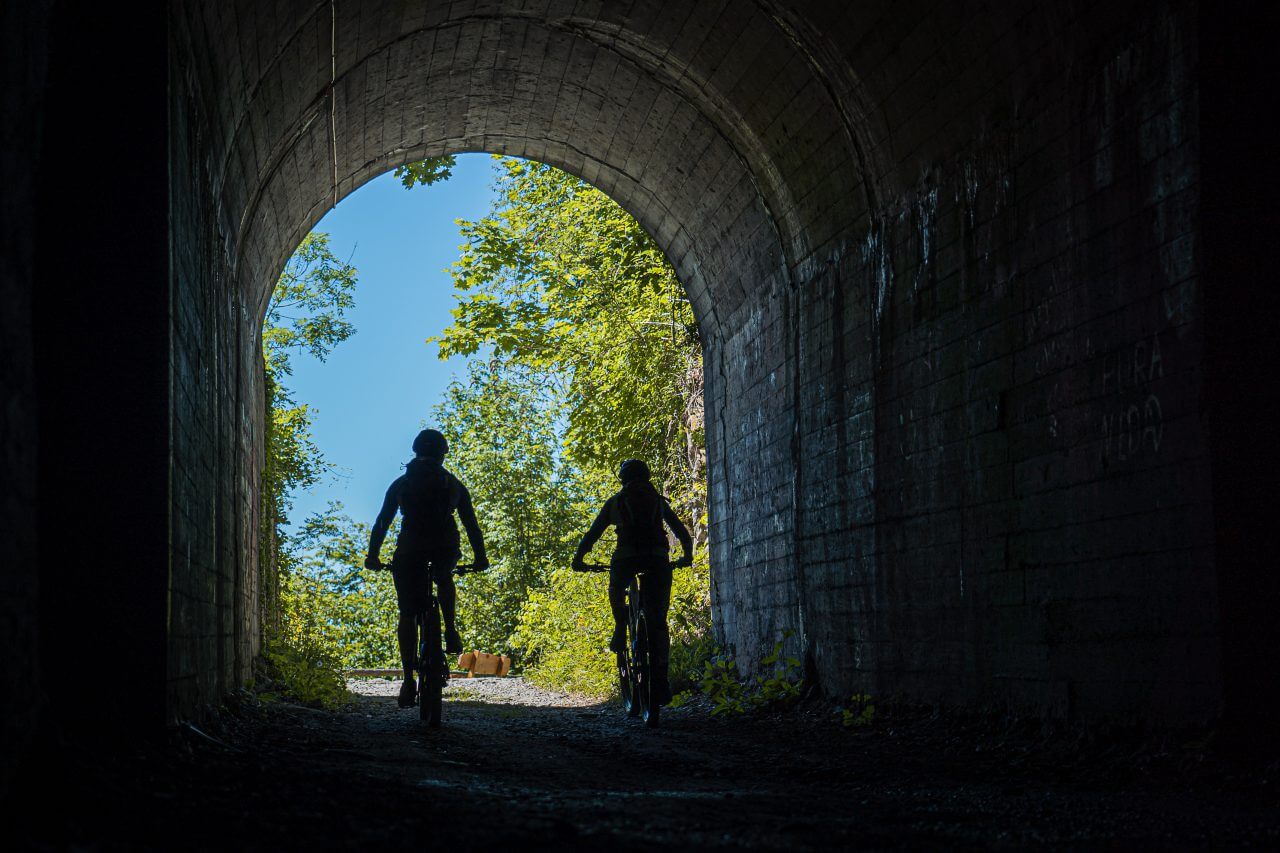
[433,361,584,654]
[393,154,456,189]
[437,157,705,533]
[257,232,360,705]
[260,232,360,629]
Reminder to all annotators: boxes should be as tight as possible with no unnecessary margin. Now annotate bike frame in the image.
[415,592,448,726]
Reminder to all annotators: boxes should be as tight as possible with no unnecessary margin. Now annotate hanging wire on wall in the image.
[329,0,339,208]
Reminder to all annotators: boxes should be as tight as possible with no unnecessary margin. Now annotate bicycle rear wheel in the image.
[634,611,659,728]
[419,647,443,726]
[618,650,639,717]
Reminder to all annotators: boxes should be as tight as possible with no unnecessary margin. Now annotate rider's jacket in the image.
[575,479,693,564]
[396,458,463,550]
[369,457,486,563]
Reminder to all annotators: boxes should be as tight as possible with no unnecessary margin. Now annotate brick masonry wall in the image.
[164,0,1222,725]
[784,0,1215,722]
[169,32,264,722]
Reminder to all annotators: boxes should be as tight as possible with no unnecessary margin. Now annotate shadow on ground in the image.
[12,678,1280,850]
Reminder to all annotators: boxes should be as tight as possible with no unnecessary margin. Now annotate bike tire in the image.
[420,654,443,726]
[634,611,659,728]
[618,650,639,717]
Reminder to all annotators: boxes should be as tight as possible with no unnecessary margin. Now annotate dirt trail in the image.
[25,678,1280,850]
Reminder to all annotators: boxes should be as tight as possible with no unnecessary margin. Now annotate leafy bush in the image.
[256,634,350,710]
[512,550,713,698]
[839,693,877,728]
[256,564,353,709]
[512,567,617,697]
[674,632,804,715]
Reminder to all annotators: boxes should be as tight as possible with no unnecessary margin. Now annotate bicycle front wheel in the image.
[419,651,443,726]
[634,611,659,728]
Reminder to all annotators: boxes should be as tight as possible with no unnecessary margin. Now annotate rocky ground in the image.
[13,677,1280,850]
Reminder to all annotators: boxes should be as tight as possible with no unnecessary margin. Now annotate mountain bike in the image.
[574,561,676,728]
[411,561,484,726]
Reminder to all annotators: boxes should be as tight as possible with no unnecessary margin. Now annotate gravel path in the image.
[349,675,601,707]
[22,679,1280,850]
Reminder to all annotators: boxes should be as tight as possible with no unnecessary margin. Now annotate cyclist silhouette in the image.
[365,428,488,708]
[572,459,693,705]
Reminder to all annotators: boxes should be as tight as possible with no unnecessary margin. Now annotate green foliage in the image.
[434,363,585,654]
[839,694,877,728]
[754,635,804,708]
[257,616,350,710]
[263,232,358,374]
[665,548,714,693]
[698,656,751,715]
[259,232,360,700]
[286,505,401,669]
[676,633,804,715]
[512,568,617,697]
[260,232,359,570]
[394,155,457,189]
[435,158,705,533]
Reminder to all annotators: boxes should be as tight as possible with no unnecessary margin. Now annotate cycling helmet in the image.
[617,458,651,484]
[412,428,449,458]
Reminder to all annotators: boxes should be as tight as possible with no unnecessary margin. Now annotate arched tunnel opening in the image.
[257,150,712,701]
[6,0,1280,845]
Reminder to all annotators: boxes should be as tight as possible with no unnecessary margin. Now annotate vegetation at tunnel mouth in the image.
[256,156,711,707]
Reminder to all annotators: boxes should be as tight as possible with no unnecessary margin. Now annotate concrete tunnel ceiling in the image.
[173,0,880,333]
[165,0,1234,725]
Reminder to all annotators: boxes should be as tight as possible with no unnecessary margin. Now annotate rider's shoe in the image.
[608,627,627,654]
[445,627,463,655]
[397,678,417,708]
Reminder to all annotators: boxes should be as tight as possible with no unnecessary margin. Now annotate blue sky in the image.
[284,153,497,529]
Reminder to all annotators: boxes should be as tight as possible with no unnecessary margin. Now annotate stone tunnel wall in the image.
[705,0,1215,723]
[162,0,1222,726]
[168,57,265,720]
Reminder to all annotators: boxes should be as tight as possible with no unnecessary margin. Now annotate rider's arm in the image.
[662,500,694,565]
[456,485,489,568]
[572,501,613,566]
[366,479,401,565]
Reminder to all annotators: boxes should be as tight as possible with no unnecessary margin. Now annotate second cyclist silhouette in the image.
[572,458,693,706]
[365,428,488,708]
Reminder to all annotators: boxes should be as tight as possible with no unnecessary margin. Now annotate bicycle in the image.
[574,561,678,728]
[372,558,484,727]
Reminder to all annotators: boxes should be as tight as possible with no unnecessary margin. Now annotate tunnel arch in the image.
[158,0,1238,728]
[180,4,887,334]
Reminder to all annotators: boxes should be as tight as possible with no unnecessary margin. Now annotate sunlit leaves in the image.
[432,157,703,505]
[264,232,358,376]
[393,155,457,189]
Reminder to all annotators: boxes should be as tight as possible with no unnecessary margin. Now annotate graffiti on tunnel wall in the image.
[1100,332,1165,464]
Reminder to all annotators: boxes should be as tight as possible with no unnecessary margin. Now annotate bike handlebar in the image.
[572,559,688,573]
[366,558,487,575]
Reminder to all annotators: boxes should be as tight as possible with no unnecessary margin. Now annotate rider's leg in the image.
[643,567,674,701]
[607,565,635,653]
[432,558,462,654]
[396,613,417,680]
[391,562,426,706]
